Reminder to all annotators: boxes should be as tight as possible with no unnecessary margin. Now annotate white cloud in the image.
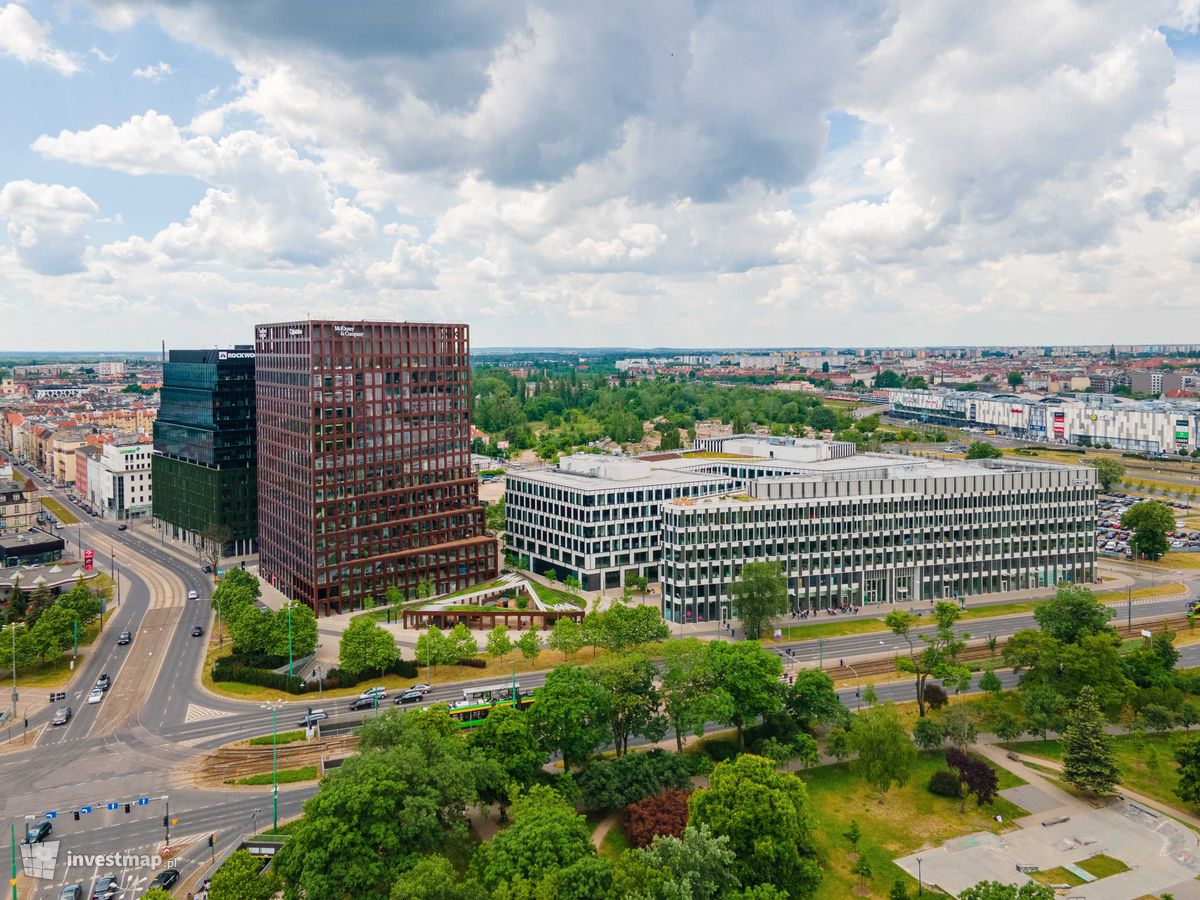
[0,180,97,275]
[131,60,173,80]
[0,3,81,75]
[89,46,116,63]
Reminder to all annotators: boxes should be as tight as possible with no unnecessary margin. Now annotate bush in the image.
[577,749,693,812]
[683,752,715,776]
[322,657,418,689]
[458,657,488,669]
[212,663,307,694]
[701,739,740,763]
[624,788,691,848]
[927,769,961,798]
[922,684,949,711]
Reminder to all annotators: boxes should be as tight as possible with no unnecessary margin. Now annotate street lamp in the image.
[916,856,923,895]
[213,594,224,649]
[260,699,286,833]
[287,601,294,678]
[6,622,27,730]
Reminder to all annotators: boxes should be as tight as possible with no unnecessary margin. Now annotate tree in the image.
[25,583,53,626]
[850,856,873,891]
[705,640,783,748]
[873,370,903,389]
[596,603,670,650]
[966,441,1003,460]
[783,669,848,733]
[612,825,741,900]
[850,703,916,803]
[912,717,944,750]
[979,666,1002,695]
[889,881,910,900]
[143,890,171,900]
[1089,457,1125,491]
[993,711,1023,742]
[390,855,478,900]
[1174,734,1200,806]
[885,602,969,717]
[447,623,478,664]
[271,601,317,659]
[274,731,479,900]
[658,427,683,451]
[200,522,233,577]
[416,580,435,601]
[56,580,101,629]
[208,849,280,900]
[843,820,861,851]
[1033,584,1113,645]
[415,626,456,670]
[577,749,692,812]
[469,705,546,820]
[1121,500,1175,561]
[1007,371,1024,388]
[476,785,596,894]
[1021,684,1065,739]
[516,625,541,661]
[1061,685,1119,795]
[339,617,399,677]
[660,638,730,752]
[485,624,513,662]
[590,651,666,755]
[941,706,979,751]
[0,624,35,672]
[946,749,999,810]
[624,788,691,848]
[729,561,789,640]
[922,684,949,710]
[384,585,404,609]
[548,616,583,660]
[689,754,821,898]
[528,664,611,768]
[5,585,26,624]
[959,881,1055,900]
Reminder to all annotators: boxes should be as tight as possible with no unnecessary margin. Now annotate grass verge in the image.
[39,496,78,525]
[1077,853,1129,879]
[227,765,318,786]
[248,729,306,746]
[598,820,630,859]
[11,605,116,689]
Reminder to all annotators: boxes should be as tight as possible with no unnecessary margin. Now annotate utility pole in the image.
[10,821,17,900]
[288,603,294,678]
[1127,584,1132,630]
[164,797,170,849]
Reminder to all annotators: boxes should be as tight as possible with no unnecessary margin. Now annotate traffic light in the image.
[162,815,169,827]
[207,834,214,848]
[72,811,79,821]
[124,803,130,814]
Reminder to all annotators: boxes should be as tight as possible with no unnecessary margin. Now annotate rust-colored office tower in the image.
[255,320,496,615]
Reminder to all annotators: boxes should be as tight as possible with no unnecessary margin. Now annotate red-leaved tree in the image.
[624,788,690,848]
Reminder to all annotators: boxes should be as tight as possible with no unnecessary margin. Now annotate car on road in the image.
[96,673,111,691]
[358,686,388,701]
[191,626,204,637]
[201,564,213,573]
[149,870,179,890]
[187,589,199,600]
[409,683,431,695]
[51,707,72,726]
[395,689,424,705]
[116,523,127,531]
[297,709,328,727]
[117,630,132,645]
[57,885,82,900]
[90,875,119,899]
[86,688,103,705]
[349,696,378,711]
[24,821,51,843]
[0,710,8,727]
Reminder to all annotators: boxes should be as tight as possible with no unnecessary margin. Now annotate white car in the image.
[86,688,103,705]
[187,590,199,600]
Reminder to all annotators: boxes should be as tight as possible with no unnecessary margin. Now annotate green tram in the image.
[445,681,537,728]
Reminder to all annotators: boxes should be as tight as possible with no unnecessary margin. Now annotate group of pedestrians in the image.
[789,604,861,619]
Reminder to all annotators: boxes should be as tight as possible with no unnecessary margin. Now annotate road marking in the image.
[184,705,235,724]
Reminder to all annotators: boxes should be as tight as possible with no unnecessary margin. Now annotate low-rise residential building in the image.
[0,479,36,532]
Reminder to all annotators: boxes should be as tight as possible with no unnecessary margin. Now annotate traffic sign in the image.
[44,811,56,819]
[80,806,92,815]
[107,802,119,811]
[137,797,149,806]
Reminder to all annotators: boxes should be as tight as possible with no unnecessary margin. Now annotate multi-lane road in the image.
[2,459,1198,897]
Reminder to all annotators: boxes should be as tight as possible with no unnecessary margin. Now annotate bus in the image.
[445,682,536,728]
[1188,600,1200,618]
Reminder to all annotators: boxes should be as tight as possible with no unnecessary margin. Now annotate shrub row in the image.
[212,662,308,694]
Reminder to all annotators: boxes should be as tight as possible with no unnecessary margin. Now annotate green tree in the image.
[885,602,970,717]
[5,585,26,624]
[966,441,1003,460]
[1021,684,1066,739]
[1121,500,1175,560]
[390,855,478,900]
[873,370,903,389]
[1061,685,1119,795]
[959,881,1055,900]
[527,664,611,768]
[25,582,53,626]
[447,623,478,664]
[548,616,583,660]
[340,617,399,677]
[783,669,848,733]
[611,825,741,900]
[941,705,979,751]
[689,754,821,898]
[469,705,546,820]
[1089,457,1125,491]
[705,640,783,748]
[1174,734,1200,806]
[475,785,596,894]
[993,711,1024,742]
[415,626,456,670]
[208,849,281,900]
[912,716,944,750]
[851,856,873,891]
[1033,584,1113,645]
[660,638,731,753]
[889,881,910,900]
[729,561,789,640]
[485,497,506,533]
[590,651,666,755]
[271,601,317,658]
[516,625,541,662]
[56,580,102,629]
[843,819,861,850]
[0,624,35,672]
[143,890,171,900]
[850,703,916,803]
[1007,371,1024,387]
[596,603,670,650]
[658,427,683,451]
[979,666,1002,695]
[384,585,404,609]
[486,625,513,662]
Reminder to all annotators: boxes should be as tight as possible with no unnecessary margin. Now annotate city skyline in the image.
[2,2,1200,349]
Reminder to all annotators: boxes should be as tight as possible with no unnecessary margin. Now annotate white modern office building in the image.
[85,441,154,521]
[889,388,1200,454]
[505,437,1097,622]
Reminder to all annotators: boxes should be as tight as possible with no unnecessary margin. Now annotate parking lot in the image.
[1096,490,1199,558]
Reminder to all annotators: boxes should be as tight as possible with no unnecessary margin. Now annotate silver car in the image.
[51,707,72,726]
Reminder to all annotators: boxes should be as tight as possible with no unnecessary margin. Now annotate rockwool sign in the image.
[218,351,256,361]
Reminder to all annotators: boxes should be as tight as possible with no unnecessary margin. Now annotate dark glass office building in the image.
[152,347,258,555]
[255,320,496,615]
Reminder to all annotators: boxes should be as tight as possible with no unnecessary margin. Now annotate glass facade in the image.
[152,347,258,549]
[255,321,497,615]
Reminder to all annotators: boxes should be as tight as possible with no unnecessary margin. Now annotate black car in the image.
[90,874,118,899]
[395,689,424,705]
[349,696,377,711]
[148,870,179,890]
[24,820,52,843]
[95,674,111,692]
[191,626,204,637]
[117,631,132,645]
[201,564,213,573]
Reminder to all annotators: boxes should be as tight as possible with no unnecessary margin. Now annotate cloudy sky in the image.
[1,0,1200,351]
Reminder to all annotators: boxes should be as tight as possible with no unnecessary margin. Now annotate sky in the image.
[2,1,1200,351]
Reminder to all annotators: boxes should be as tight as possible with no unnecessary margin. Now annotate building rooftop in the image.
[514,453,733,491]
[0,528,63,552]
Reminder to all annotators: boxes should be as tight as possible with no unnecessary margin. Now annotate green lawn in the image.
[1002,732,1199,814]
[800,751,1027,900]
[248,729,306,746]
[228,765,319,786]
[1030,865,1084,887]
[39,496,78,525]
[1077,854,1129,879]
[598,820,631,859]
[10,605,116,688]
[529,581,585,609]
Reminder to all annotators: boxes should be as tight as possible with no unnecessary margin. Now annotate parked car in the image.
[58,886,82,900]
[86,688,103,705]
[51,707,72,726]
[148,870,179,890]
[24,820,52,843]
[117,631,132,645]
[95,673,111,691]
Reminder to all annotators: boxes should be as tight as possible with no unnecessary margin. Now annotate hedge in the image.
[212,662,307,694]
